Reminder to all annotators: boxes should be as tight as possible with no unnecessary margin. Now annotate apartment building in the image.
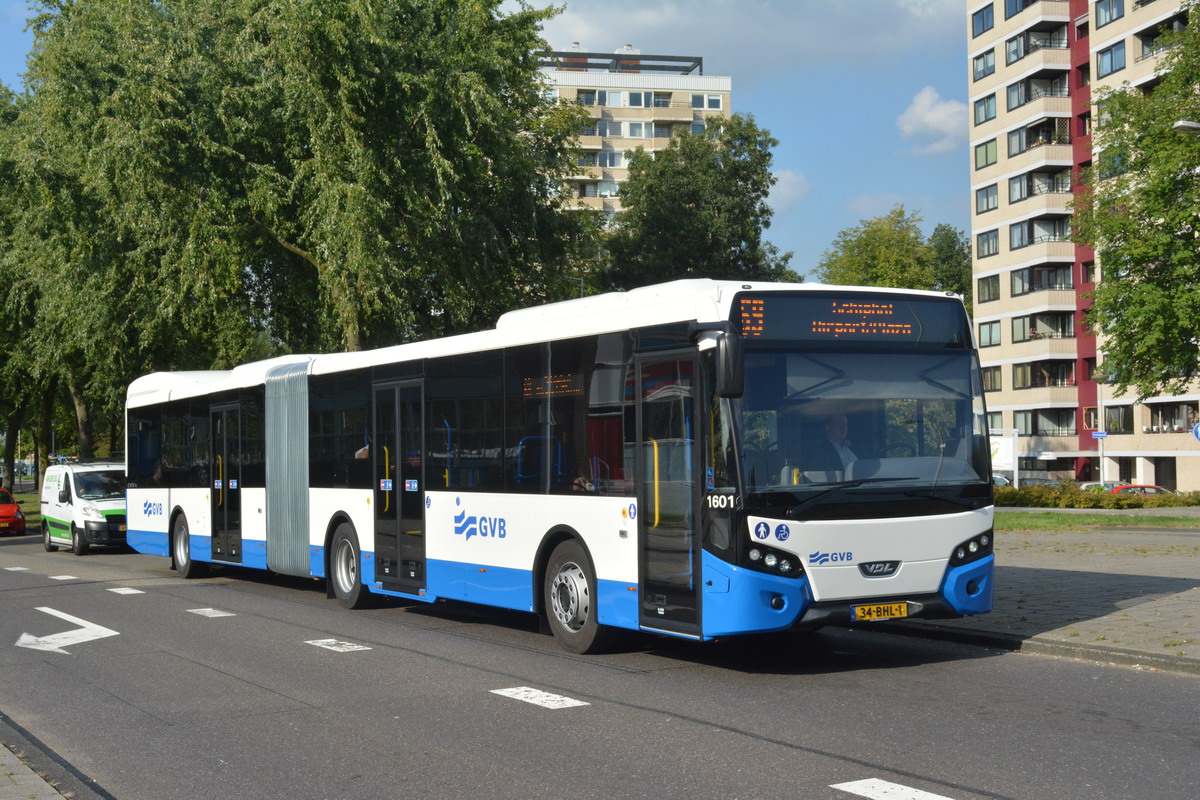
[540,44,731,214]
[967,0,1200,490]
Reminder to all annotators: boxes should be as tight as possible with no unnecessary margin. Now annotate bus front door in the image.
[636,355,701,638]
[210,404,242,563]
[373,381,426,593]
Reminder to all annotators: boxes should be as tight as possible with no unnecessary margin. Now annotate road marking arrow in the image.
[16,607,120,654]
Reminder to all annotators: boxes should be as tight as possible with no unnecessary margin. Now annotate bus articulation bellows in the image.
[125,279,995,653]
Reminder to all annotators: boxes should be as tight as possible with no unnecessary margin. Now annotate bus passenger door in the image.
[373,381,426,593]
[210,404,242,563]
[636,355,701,638]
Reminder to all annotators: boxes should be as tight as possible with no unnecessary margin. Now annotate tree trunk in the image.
[36,376,59,491]
[66,372,95,459]
[2,400,26,491]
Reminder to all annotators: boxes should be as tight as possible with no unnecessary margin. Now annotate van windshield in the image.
[75,471,125,500]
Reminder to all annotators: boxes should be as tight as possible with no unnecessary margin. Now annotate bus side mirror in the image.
[715,331,744,398]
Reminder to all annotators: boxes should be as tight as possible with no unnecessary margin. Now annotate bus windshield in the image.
[735,348,990,499]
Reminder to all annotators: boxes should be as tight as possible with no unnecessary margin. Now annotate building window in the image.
[597,181,619,198]
[628,91,650,108]
[1008,128,1027,157]
[977,230,999,258]
[974,49,996,81]
[627,122,649,139]
[691,94,721,109]
[987,411,1002,431]
[1083,406,1098,430]
[1013,363,1032,389]
[1006,81,1027,111]
[978,320,1001,347]
[1098,42,1126,77]
[597,151,622,168]
[1005,0,1034,18]
[690,122,705,134]
[975,139,997,170]
[1105,405,1134,434]
[1095,0,1124,29]
[1015,410,1032,435]
[653,124,673,138]
[576,152,597,167]
[596,120,620,137]
[1082,261,1096,283]
[977,274,1000,303]
[976,184,998,213]
[1010,222,1030,250]
[974,94,997,125]
[982,366,1002,392]
[576,91,596,105]
[973,4,995,38]
[1006,35,1027,65]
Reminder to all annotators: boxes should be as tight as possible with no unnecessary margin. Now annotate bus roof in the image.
[127,279,961,407]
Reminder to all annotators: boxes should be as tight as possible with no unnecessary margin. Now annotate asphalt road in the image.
[1,533,1198,800]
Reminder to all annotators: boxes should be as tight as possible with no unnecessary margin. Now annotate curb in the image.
[0,712,113,800]
[876,621,1200,676]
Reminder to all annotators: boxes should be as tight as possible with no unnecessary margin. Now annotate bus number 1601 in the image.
[707,494,739,510]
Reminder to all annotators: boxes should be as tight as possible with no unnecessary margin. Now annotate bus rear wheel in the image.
[330,523,370,609]
[173,514,208,579]
[544,539,614,654]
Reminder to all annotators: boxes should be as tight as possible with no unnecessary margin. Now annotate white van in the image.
[40,462,127,555]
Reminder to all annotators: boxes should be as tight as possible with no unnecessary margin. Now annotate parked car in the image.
[40,462,127,555]
[992,474,1011,486]
[1109,484,1174,495]
[0,488,25,535]
[1017,477,1060,486]
[1080,481,1121,492]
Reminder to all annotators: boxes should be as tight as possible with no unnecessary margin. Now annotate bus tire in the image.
[71,524,90,556]
[42,522,58,552]
[173,514,208,579]
[544,539,614,654]
[330,523,370,609]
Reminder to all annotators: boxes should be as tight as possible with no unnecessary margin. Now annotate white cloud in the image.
[896,86,967,155]
[519,0,963,89]
[768,169,810,214]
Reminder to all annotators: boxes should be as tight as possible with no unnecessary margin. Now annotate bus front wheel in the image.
[544,539,614,654]
[330,523,370,609]
[173,514,208,579]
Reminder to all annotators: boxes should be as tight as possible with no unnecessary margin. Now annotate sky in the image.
[0,0,971,278]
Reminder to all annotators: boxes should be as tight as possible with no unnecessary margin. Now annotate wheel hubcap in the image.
[550,562,589,632]
[335,539,356,594]
[176,527,189,567]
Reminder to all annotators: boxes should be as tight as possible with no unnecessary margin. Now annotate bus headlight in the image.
[779,559,793,573]
[764,553,778,568]
[950,530,994,567]
[749,548,762,562]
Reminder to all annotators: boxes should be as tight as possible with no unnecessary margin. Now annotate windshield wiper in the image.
[786,477,918,518]
[902,490,979,509]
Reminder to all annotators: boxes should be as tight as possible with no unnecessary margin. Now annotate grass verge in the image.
[996,511,1200,531]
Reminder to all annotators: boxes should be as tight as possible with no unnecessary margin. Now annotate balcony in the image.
[1005,143,1073,174]
[650,102,696,123]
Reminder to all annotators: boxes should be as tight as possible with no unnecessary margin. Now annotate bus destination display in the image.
[734,292,968,347]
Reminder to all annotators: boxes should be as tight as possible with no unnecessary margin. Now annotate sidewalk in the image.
[888,507,1200,675]
[0,739,71,800]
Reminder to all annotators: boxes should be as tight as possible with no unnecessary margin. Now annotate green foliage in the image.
[0,0,591,460]
[928,222,973,313]
[603,114,798,289]
[1072,2,1200,398]
[813,205,938,290]
[994,484,1200,509]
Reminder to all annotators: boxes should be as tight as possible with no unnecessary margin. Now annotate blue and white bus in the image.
[125,280,994,653]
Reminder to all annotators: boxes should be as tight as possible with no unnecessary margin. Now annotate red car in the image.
[1109,484,1174,495]
[0,488,26,534]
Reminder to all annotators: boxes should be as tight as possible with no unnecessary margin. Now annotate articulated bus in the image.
[125,280,994,653]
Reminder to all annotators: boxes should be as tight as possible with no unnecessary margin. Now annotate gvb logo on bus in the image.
[808,550,853,566]
[143,501,163,517]
[453,497,506,541]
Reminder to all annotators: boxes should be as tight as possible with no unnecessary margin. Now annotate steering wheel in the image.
[880,443,916,457]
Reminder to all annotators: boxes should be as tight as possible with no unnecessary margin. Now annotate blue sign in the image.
[1092,431,1108,439]
[404,479,418,492]
[229,479,238,490]
[754,521,770,540]
[1194,422,1200,442]
[774,524,790,542]
[380,479,393,491]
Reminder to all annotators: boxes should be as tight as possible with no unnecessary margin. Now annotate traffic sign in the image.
[1092,431,1108,439]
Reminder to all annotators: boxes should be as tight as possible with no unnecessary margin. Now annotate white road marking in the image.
[4,567,29,571]
[49,575,78,581]
[306,638,372,653]
[832,778,959,800]
[108,587,145,595]
[15,607,120,654]
[490,686,589,709]
[188,608,236,618]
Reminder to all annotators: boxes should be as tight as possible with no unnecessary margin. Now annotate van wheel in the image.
[71,524,90,556]
[42,522,58,552]
[330,523,371,609]
[172,514,209,579]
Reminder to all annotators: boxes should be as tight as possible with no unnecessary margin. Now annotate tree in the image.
[603,114,797,289]
[813,205,935,289]
[1071,3,1200,398]
[928,223,973,313]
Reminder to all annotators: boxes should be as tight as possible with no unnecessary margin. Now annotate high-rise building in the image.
[967,0,1197,490]
[540,44,731,214]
